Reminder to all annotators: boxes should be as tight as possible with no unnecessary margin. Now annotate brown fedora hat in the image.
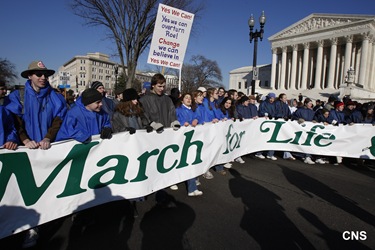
[21,61,55,78]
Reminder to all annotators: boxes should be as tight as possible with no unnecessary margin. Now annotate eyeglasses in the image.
[33,72,49,77]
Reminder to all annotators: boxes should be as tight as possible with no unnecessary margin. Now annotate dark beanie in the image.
[91,81,104,90]
[239,95,249,104]
[81,89,102,106]
[123,88,139,102]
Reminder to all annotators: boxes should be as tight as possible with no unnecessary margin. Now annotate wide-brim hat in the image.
[21,61,55,79]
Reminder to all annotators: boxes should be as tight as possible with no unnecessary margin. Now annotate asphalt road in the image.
[1,154,374,250]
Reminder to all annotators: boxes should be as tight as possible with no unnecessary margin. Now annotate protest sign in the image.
[147,3,194,69]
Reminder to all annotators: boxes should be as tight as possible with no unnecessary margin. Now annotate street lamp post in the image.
[248,11,266,95]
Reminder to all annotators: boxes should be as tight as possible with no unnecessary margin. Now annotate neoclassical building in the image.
[269,13,375,99]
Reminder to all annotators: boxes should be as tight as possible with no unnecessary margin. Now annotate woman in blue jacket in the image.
[176,93,203,197]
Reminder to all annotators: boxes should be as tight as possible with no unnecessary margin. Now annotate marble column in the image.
[280,47,287,90]
[301,43,310,90]
[344,35,353,77]
[290,44,298,90]
[359,33,370,86]
[314,40,324,90]
[327,38,338,89]
[270,48,278,90]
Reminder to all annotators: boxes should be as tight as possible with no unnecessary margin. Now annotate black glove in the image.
[239,117,244,122]
[233,118,237,122]
[150,122,164,133]
[146,125,153,133]
[268,114,273,120]
[284,116,289,121]
[100,127,112,139]
[125,127,136,134]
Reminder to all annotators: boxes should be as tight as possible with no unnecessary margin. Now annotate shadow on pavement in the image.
[140,190,195,250]
[298,208,371,250]
[280,165,375,227]
[228,168,315,250]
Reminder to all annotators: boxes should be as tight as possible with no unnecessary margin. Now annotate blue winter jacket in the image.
[274,100,291,118]
[215,108,230,120]
[258,99,276,117]
[203,98,219,121]
[0,106,18,145]
[194,104,207,124]
[56,97,111,143]
[5,80,67,142]
[292,107,316,121]
[236,104,253,119]
[327,109,346,124]
[176,104,197,125]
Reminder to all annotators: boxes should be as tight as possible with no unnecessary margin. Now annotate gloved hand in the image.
[125,127,136,134]
[297,118,305,124]
[239,117,244,122]
[268,114,273,120]
[146,125,153,133]
[150,122,164,133]
[171,120,181,130]
[284,116,289,121]
[100,127,112,139]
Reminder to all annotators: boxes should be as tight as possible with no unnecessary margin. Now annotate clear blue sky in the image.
[1,0,374,88]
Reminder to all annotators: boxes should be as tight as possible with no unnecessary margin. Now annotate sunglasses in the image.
[33,72,49,77]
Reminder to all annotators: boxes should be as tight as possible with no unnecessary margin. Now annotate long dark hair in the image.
[115,101,144,117]
[219,97,236,118]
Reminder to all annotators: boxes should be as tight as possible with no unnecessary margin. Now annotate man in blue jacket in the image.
[56,88,112,143]
[5,60,67,150]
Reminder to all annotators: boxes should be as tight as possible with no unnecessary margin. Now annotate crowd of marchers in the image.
[0,60,374,248]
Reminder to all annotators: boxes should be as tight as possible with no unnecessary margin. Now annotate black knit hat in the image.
[81,89,102,106]
[91,81,104,90]
[122,88,139,102]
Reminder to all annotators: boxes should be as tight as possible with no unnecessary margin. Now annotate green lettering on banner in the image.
[176,130,203,168]
[131,149,159,182]
[260,121,292,143]
[157,145,179,173]
[223,124,246,154]
[88,155,129,189]
[0,142,98,206]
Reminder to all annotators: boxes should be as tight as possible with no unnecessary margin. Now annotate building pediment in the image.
[269,13,375,41]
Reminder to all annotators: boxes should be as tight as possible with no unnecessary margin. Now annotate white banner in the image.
[0,118,374,239]
[147,3,194,69]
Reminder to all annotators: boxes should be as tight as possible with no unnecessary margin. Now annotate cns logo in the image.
[342,231,367,241]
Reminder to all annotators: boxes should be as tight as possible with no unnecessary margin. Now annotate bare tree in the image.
[181,55,223,93]
[0,58,17,85]
[70,0,203,89]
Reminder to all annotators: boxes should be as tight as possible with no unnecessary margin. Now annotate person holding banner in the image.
[256,92,278,161]
[4,60,68,247]
[139,73,181,192]
[139,73,180,132]
[0,105,18,150]
[192,89,207,125]
[5,61,67,150]
[56,88,112,143]
[176,92,203,196]
[202,87,227,175]
[111,88,152,134]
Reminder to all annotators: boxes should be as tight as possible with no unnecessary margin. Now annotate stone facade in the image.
[269,13,375,100]
[230,13,375,101]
